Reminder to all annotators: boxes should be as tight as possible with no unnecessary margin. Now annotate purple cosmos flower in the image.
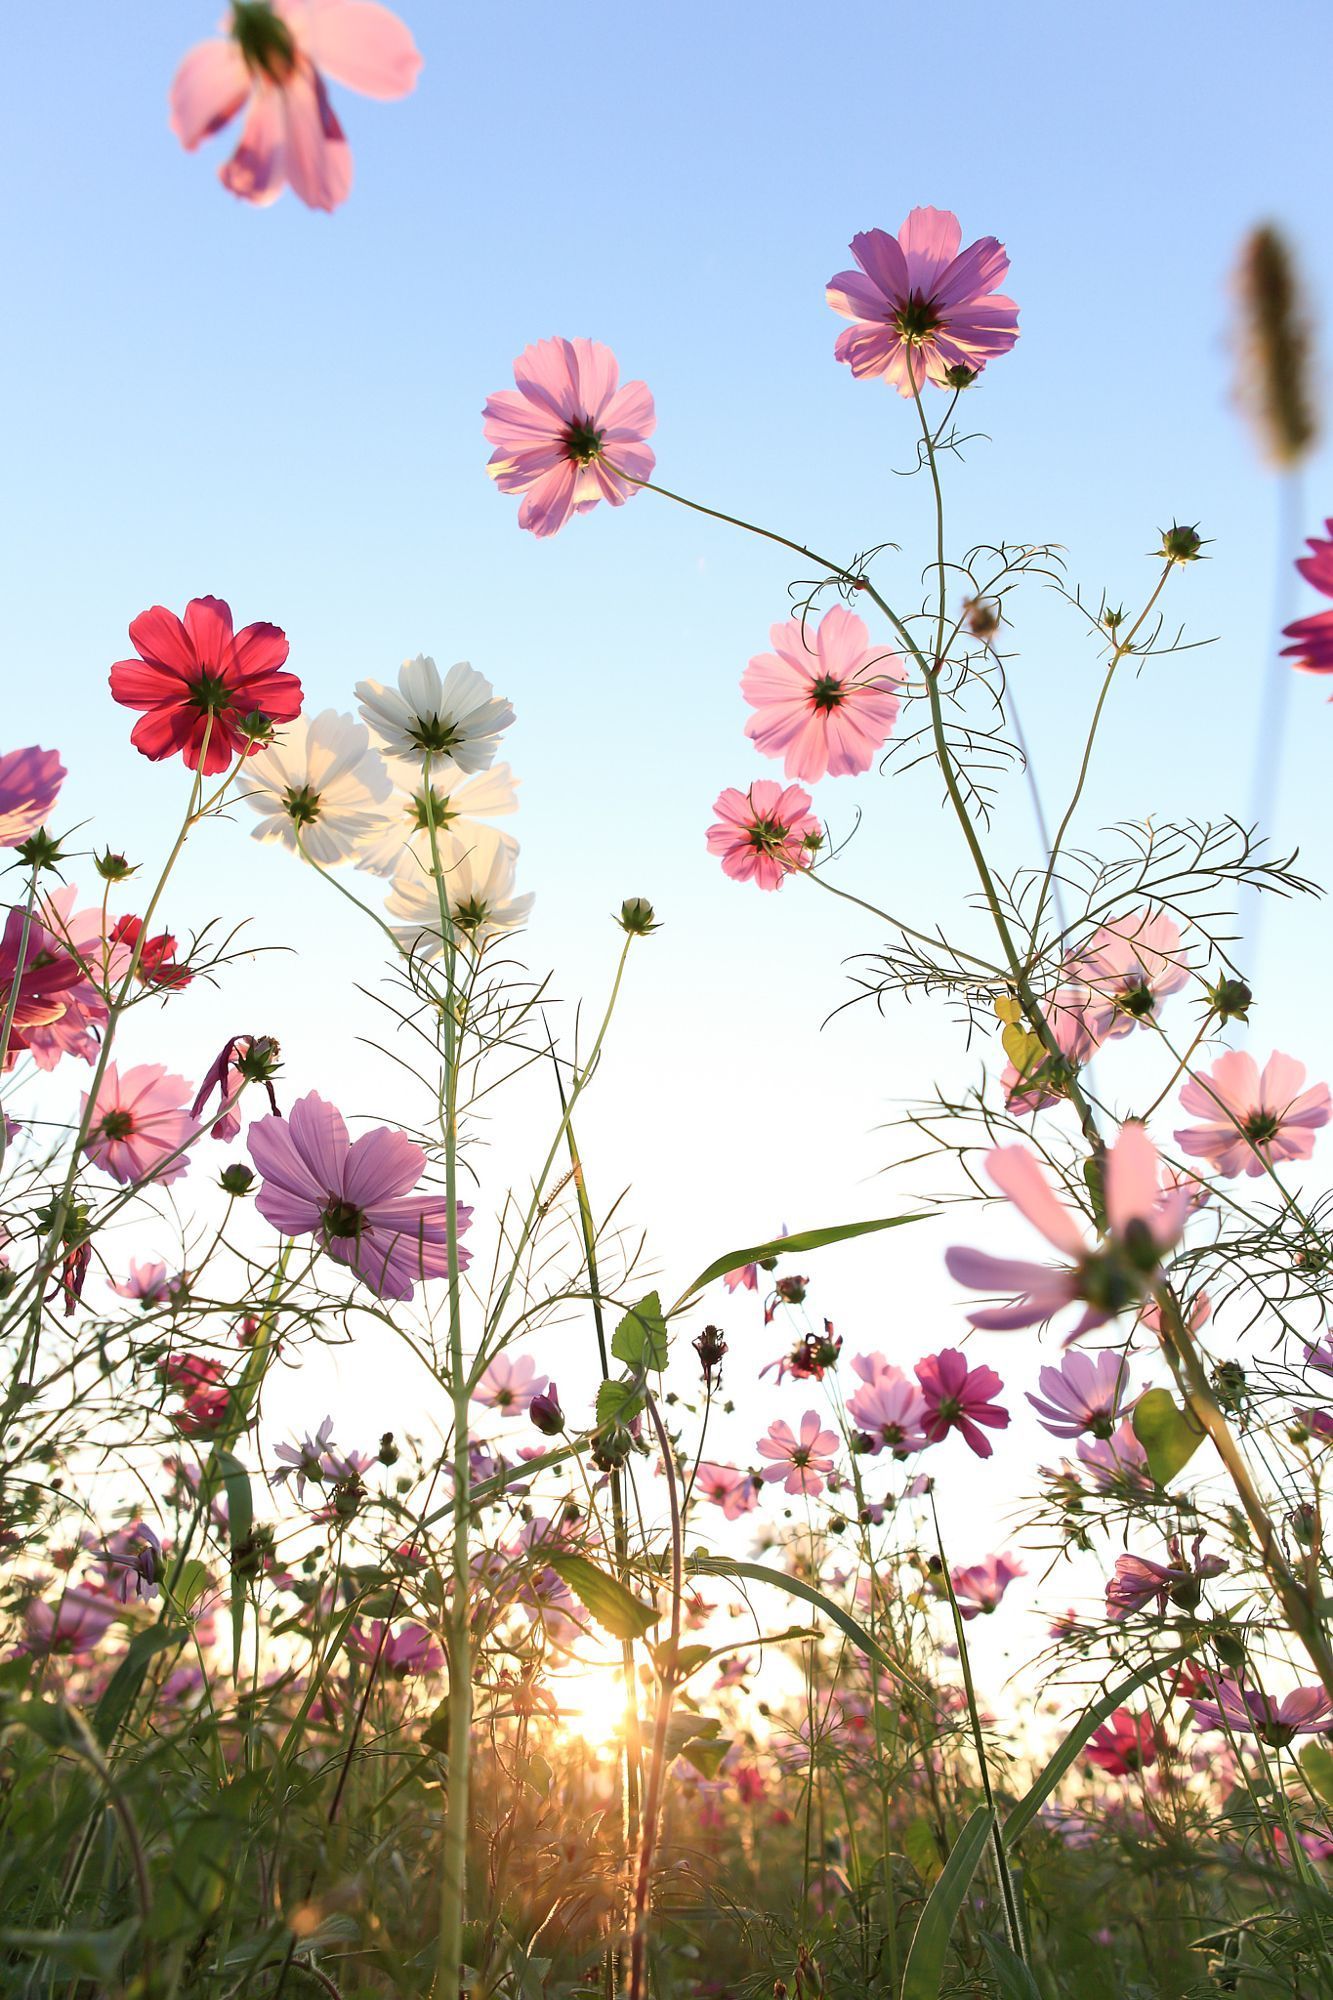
[1105,1535,1227,1621]
[100,1520,165,1602]
[825,206,1019,396]
[1190,1677,1333,1748]
[272,1416,336,1499]
[950,1553,1025,1620]
[1026,1350,1132,1440]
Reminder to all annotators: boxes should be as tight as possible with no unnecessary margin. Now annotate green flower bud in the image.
[1158,521,1206,563]
[95,848,137,882]
[1209,976,1252,1023]
[15,828,64,872]
[220,1163,255,1196]
[617,897,660,935]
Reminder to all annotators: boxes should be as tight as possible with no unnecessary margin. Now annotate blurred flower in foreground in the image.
[1233,224,1319,471]
[1282,520,1333,683]
[170,0,423,212]
[826,206,1019,395]
[0,746,65,848]
[483,338,656,537]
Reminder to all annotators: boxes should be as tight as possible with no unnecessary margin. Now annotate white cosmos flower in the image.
[351,756,520,879]
[355,656,515,772]
[386,824,534,955]
[238,710,392,865]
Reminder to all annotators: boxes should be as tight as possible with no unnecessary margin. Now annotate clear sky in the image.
[4,1,1333,1672]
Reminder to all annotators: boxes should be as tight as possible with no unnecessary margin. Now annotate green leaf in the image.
[166,1558,212,1615]
[546,1554,658,1640]
[902,1816,943,1885]
[664,1711,721,1761]
[610,1291,668,1373]
[0,1921,138,1982]
[1300,1741,1333,1806]
[681,1734,730,1779]
[596,1378,645,1430]
[981,1934,1043,2000]
[1004,1642,1196,1844]
[523,1751,553,1797]
[1131,1388,1205,1486]
[682,1213,927,1301]
[218,1450,253,1678]
[901,1805,995,2000]
[687,1555,929,1699]
[92,1625,189,1747]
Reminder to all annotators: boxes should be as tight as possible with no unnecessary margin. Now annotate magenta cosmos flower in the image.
[82,1064,198,1186]
[347,1619,443,1677]
[1281,520,1333,681]
[1174,1049,1330,1179]
[757,1412,839,1496]
[246,1090,469,1301]
[1189,1678,1333,1748]
[1087,1707,1160,1777]
[914,1348,1009,1459]
[945,1123,1189,1344]
[1026,1350,1131,1440]
[826,207,1019,396]
[110,596,301,777]
[950,1553,1024,1620]
[695,1463,758,1519]
[740,608,905,782]
[483,338,656,538]
[170,0,422,213]
[706,781,821,891]
[0,746,65,847]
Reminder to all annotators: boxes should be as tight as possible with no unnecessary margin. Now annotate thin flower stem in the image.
[0,865,40,1119]
[627,1387,684,2000]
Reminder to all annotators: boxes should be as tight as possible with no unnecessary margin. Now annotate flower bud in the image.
[378,1431,400,1467]
[1158,522,1206,564]
[692,1324,727,1381]
[942,364,978,390]
[1211,1359,1247,1414]
[219,1163,255,1196]
[529,1384,565,1437]
[240,711,275,743]
[1208,976,1252,1024]
[95,848,137,882]
[617,897,660,935]
[15,828,64,872]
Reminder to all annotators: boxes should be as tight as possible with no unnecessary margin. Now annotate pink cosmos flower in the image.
[1174,1049,1331,1179]
[914,1349,1009,1459]
[825,207,1019,396]
[22,1587,116,1656]
[1086,1707,1160,1777]
[1106,1534,1226,1621]
[1067,908,1191,1043]
[1076,1418,1153,1494]
[1138,1287,1211,1339]
[110,1260,188,1309]
[1026,1350,1131,1440]
[110,595,301,777]
[740,609,905,782]
[846,1365,929,1455]
[945,1123,1189,1344]
[757,1411,839,1496]
[82,1064,198,1186]
[1281,520,1333,681]
[483,338,656,538]
[1189,1677,1333,1748]
[22,888,126,1071]
[706,781,821,891]
[0,906,82,1071]
[950,1553,1025,1620]
[474,1353,549,1415]
[174,1385,233,1438]
[247,1092,468,1302]
[0,746,65,847]
[347,1620,443,1678]
[171,0,422,213]
[695,1463,758,1519]
[723,1261,759,1292]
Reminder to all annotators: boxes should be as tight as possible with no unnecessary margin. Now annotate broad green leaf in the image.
[681,1734,730,1779]
[523,1751,553,1797]
[982,1934,1043,2000]
[546,1553,658,1640]
[1004,1642,1195,1843]
[682,1213,926,1302]
[903,1816,943,1885]
[687,1555,929,1699]
[665,1711,721,1761]
[167,1558,212,1615]
[1132,1388,1205,1486]
[610,1291,668,1373]
[6,1695,85,1751]
[1301,1741,1333,1807]
[596,1378,645,1430]
[901,1805,995,2000]
[93,1625,189,1747]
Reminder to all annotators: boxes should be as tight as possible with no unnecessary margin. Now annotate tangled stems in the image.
[628,1387,685,2000]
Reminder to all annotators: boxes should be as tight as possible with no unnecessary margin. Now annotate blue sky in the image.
[4,1,1333,1641]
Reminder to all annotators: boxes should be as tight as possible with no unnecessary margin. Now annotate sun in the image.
[550,1657,638,1751]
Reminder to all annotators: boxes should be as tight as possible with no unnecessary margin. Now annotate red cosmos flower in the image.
[1086,1706,1161,1776]
[109,596,301,777]
[108,916,193,990]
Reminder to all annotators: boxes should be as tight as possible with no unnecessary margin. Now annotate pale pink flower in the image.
[722,1262,759,1293]
[740,608,905,782]
[1138,1288,1211,1338]
[1076,1419,1152,1494]
[483,338,655,538]
[695,1463,758,1519]
[1067,908,1191,1043]
[22,1587,116,1655]
[914,1349,1009,1459]
[1189,1677,1333,1748]
[847,1366,929,1454]
[247,1092,469,1301]
[474,1353,549,1416]
[706,781,821,891]
[82,1064,197,1186]
[1174,1050,1331,1179]
[1026,1350,1131,1440]
[347,1620,442,1678]
[757,1411,839,1496]
[0,746,65,847]
[110,1260,188,1309]
[950,1553,1024,1620]
[170,0,423,213]
[826,207,1019,395]
[945,1123,1189,1343]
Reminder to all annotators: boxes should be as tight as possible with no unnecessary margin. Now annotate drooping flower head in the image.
[740,608,905,783]
[483,338,656,538]
[1174,1049,1330,1179]
[1281,519,1333,681]
[706,781,821,892]
[100,1521,166,1603]
[247,1090,469,1301]
[170,0,423,212]
[1105,1534,1226,1621]
[110,596,301,776]
[914,1349,1009,1459]
[826,207,1019,396]
[356,657,514,773]
[0,746,65,848]
[82,1064,198,1186]
[945,1124,1189,1344]
[240,708,391,863]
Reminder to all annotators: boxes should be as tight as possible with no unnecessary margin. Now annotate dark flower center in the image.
[809,674,846,713]
[746,814,792,856]
[283,784,322,827]
[936,1396,961,1423]
[895,292,942,341]
[188,671,235,715]
[407,714,464,756]
[322,1199,365,1240]
[100,1110,134,1140]
[564,420,604,466]
[232,2,298,81]
[791,1446,811,1468]
[1243,1112,1281,1145]
[452,897,490,933]
[411,787,457,831]
[1115,982,1156,1018]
